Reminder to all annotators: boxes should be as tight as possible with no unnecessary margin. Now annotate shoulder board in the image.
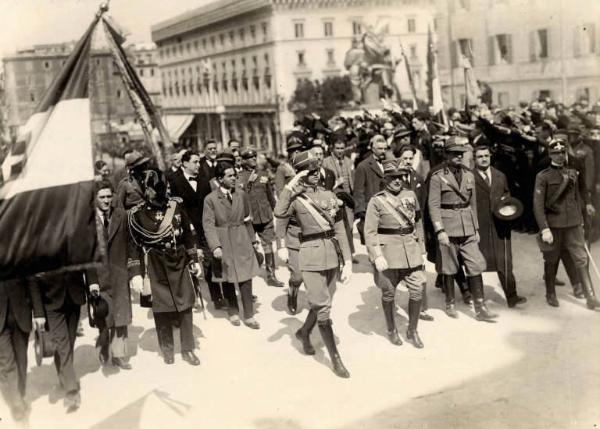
[129,202,144,213]
[374,191,387,197]
[431,168,444,176]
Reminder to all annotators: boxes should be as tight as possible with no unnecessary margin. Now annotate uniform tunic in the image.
[274,186,351,321]
[128,200,197,314]
[365,188,426,301]
[238,168,276,249]
[428,163,485,276]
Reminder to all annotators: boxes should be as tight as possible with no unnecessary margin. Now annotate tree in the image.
[288,75,353,122]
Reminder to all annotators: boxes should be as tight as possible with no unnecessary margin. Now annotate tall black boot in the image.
[456,270,472,305]
[444,275,458,318]
[318,320,350,378]
[381,300,402,345]
[579,266,600,310]
[295,308,317,355]
[406,299,424,348]
[468,275,498,322]
[544,261,559,307]
[265,253,284,287]
[287,281,301,315]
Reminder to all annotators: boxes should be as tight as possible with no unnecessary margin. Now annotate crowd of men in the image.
[2,96,600,421]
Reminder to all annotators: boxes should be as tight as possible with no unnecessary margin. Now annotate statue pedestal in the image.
[363,82,381,106]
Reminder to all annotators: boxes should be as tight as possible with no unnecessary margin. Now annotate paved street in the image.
[2,232,600,429]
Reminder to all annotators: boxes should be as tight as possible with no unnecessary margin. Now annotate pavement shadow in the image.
[270,289,308,314]
[253,417,305,429]
[351,254,374,274]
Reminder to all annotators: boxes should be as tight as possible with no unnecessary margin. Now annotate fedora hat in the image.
[493,196,523,221]
[34,326,56,366]
[87,294,110,328]
[125,150,151,168]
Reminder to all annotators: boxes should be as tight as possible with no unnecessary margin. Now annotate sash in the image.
[546,171,571,212]
[376,194,414,228]
[439,174,469,203]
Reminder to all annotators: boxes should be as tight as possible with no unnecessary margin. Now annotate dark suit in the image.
[169,170,223,304]
[319,167,336,191]
[32,272,86,394]
[353,154,386,244]
[199,158,217,180]
[474,167,519,304]
[0,278,43,411]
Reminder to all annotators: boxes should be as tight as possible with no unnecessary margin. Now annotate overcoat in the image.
[87,207,132,328]
[353,154,386,216]
[473,167,512,271]
[202,188,260,283]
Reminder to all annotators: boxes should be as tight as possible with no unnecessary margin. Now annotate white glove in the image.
[89,283,100,296]
[374,256,388,272]
[340,263,352,284]
[189,262,201,277]
[277,247,289,263]
[34,317,46,331]
[213,247,223,259]
[286,170,309,190]
[130,275,144,295]
[541,228,553,244]
[437,231,450,246]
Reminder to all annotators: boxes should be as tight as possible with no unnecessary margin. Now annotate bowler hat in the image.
[216,151,236,164]
[493,196,523,221]
[34,326,56,366]
[87,294,110,328]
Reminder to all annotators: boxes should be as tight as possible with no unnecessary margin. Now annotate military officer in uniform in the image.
[533,138,600,309]
[128,168,201,366]
[275,151,353,378]
[238,148,284,288]
[364,159,426,348]
[275,132,306,196]
[428,137,497,322]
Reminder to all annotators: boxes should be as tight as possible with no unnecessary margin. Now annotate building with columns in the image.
[151,0,436,153]
[434,0,600,108]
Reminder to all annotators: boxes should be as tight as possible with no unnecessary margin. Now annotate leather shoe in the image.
[507,296,527,308]
[419,311,434,321]
[163,353,175,365]
[111,357,132,370]
[546,294,559,307]
[445,303,458,318]
[182,351,200,366]
[229,314,241,326]
[64,391,81,413]
[243,317,260,329]
[98,349,109,365]
[462,291,473,305]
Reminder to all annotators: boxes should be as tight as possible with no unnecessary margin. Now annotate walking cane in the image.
[584,243,600,283]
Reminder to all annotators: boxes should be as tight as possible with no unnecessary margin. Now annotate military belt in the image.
[441,202,470,209]
[299,230,335,243]
[377,226,414,235]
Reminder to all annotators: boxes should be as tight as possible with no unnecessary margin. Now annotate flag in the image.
[0,7,169,280]
[462,52,481,109]
[426,25,447,125]
[400,44,418,108]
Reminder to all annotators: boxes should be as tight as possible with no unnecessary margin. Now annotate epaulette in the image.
[129,202,144,213]
[374,191,387,197]
[170,196,183,204]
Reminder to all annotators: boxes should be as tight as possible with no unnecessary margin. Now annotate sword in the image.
[584,243,600,283]
[188,269,207,320]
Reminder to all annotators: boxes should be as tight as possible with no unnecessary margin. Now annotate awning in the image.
[161,115,194,143]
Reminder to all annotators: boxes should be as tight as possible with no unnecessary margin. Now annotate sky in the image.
[0,0,213,56]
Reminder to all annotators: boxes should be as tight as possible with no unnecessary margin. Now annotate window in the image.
[530,29,549,61]
[410,44,417,58]
[498,91,509,107]
[139,68,144,77]
[194,40,198,50]
[219,34,225,46]
[116,89,122,98]
[324,21,333,37]
[252,56,257,67]
[574,23,596,56]
[210,36,215,48]
[326,49,335,65]
[44,61,50,69]
[489,34,512,65]
[262,22,268,37]
[250,25,256,39]
[352,20,362,36]
[538,89,552,100]
[294,22,304,38]
[451,38,474,67]
[297,51,306,66]
[229,31,235,44]
[202,39,207,49]
[186,42,191,52]
[407,18,416,33]
[150,68,155,77]
[30,93,35,102]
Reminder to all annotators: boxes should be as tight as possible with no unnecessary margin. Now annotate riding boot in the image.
[381,300,402,345]
[318,320,350,378]
[456,270,472,304]
[572,283,585,299]
[406,299,424,349]
[295,308,317,355]
[468,275,498,322]
[265,253,284,287]
[444,275,458,318]
[579,266,600,310]
[544,261,559,307]
[287,281,301,314]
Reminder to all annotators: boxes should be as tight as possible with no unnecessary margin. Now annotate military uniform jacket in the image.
[274,214,302,250]
[274,162,295,196]
[428,163,479,237]
[238,168,276,225]
[365,189,425,269]
[274,186,351,271]
[533,165,585,230]
[128,199,198,313]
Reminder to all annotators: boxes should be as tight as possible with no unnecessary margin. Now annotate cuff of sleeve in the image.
[541,228,551,234]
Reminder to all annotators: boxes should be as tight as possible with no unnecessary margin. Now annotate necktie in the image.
[188,176,198,182]
[226,192,232,203]
[485,171,491,187]
[102,213,109,229]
